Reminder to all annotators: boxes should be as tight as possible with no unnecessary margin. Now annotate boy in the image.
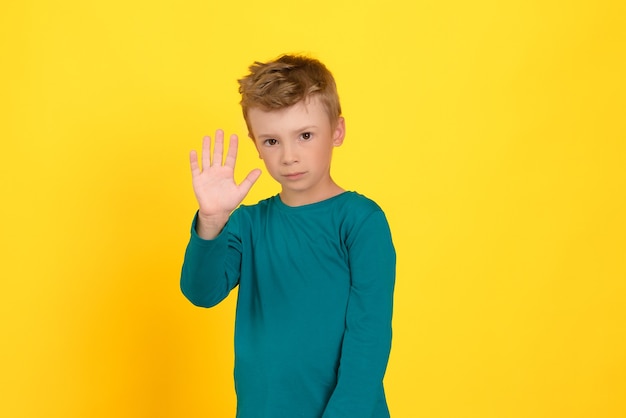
[181,54,396,417]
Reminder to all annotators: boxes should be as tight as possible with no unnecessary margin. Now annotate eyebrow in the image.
[256,125,318,139]
[294,125,317,133]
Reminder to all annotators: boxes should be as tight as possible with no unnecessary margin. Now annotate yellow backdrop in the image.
[2,1,625,417]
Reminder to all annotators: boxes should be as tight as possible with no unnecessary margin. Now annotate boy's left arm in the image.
[322,210,396,418]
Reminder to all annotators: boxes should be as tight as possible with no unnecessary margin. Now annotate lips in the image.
[284,172,306,180]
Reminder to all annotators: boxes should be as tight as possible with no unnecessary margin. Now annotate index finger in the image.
[224,134,239,169]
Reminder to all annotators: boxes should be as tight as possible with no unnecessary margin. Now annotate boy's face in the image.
[247,96,345,206]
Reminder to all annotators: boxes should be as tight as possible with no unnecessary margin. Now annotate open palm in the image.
[190,130,261,220]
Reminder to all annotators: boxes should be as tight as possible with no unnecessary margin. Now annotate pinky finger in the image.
[189,150,201,177]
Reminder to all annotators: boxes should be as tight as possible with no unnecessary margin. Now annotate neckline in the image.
[274,191,353,210]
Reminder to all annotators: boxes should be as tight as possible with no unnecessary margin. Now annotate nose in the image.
[281,143,299,165]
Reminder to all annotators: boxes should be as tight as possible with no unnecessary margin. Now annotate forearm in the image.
[180,212,240,307]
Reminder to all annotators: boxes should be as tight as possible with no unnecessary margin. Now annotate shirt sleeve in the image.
[322,210,396,417]
[180,211,242,308]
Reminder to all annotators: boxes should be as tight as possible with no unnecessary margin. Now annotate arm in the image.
[180,130,261,307]
[322,210,396,418]
[180,213,242,307]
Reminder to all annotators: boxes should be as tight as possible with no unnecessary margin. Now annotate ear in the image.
[332,117,346,147]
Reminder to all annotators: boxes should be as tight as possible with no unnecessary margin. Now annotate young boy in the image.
[181,54,396,418]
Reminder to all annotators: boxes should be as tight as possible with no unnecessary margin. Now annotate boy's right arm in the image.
[189,129,261,239]
[181,130,261,307]
[180,213,242,307]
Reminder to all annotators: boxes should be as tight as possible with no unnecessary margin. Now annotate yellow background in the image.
[2,0,625,417]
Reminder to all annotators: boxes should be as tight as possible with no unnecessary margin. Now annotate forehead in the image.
[247,96,330,135]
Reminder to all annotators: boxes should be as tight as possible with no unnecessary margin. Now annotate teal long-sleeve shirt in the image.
[181,192,396,418]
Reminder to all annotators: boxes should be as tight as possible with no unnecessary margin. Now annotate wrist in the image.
[195,212,229,240]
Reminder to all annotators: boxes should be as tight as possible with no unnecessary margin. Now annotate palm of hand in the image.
[190,130,261,218]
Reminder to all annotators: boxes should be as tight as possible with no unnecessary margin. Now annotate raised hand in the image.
[189,130,261,239]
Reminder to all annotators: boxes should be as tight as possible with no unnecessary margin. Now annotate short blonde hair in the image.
[238,54,342,132]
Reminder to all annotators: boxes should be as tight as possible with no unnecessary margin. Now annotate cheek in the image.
[317,145,334,161]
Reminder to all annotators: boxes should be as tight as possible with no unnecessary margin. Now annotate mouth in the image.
[283,172,306,180]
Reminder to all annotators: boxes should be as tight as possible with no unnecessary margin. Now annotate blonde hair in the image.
[238,54,342,132]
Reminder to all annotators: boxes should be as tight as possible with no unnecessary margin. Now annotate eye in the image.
[264,138,278,146]
[300,132,312,141]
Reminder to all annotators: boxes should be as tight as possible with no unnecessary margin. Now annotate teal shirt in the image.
[181,192,396,418]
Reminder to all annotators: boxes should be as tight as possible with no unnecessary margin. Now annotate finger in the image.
[201,135,211,170]
[212,129,225,166]
[190,150,200,177]
[224,134,239,169]
[239,168,262,194]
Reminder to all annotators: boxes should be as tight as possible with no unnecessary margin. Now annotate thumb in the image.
[239,168,262,194]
